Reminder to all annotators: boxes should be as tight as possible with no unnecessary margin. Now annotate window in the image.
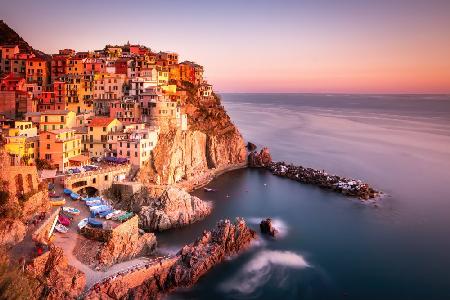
[92,178,96,184]
[102,127,106,132]
[104,175,108,181]
[45,154,51,160]
[46,134,50,139]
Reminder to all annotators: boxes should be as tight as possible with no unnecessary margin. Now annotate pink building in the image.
[109,98,141,125]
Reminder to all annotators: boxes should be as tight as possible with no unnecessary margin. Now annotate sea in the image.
[158,93,450,300]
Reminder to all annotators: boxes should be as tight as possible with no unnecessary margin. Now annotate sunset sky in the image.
[2,0,450,93]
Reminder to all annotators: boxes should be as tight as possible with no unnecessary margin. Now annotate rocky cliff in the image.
[26,245,86,299]
[139,186,212,231]
[85,218,257,299]
[97,216,157,268]
[138,90,247,197]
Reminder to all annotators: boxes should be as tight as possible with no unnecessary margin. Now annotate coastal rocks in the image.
[0,219,26,248]
[78,216,157,268]
[85,218,256,299]
[139,187,212,231]
[97,216,157,267]
[137,88,247,198]
[260,218,278,237]
[248,147,272,167]
[26,245,86,299]
[247,142,257,151]
[268,161,379,200]
[131,218,257,298]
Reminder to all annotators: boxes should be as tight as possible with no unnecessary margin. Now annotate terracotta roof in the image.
[90,117,115,127]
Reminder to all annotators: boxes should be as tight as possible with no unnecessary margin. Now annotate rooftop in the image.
[89,116,115,127]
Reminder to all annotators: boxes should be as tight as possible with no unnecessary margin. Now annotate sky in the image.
[2,0,450,93]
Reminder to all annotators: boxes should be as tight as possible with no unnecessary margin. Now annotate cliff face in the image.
[0,150,50,248]
[0,20,49,58]
[139,186,212,231]
[138,91,247,197]
[85,218,257,299]
[97,216,157,268]
[26,245,86,299]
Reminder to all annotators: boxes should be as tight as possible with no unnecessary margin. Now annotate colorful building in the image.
[85,117,123,157]
[4,121,38,165]
[117,126,159,167]
[93,73,126,100]
[25,110,77,131]
[26,57,50,87]
[39,128,85,171]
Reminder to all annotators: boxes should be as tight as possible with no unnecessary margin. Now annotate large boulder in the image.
[26,245,86,299]
[139,187,212,231]
[97,216,157,267]
[248,147,272,167]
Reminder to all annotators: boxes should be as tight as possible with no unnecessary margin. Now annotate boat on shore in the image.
[55,224,69,233]
[58,214,71,226]
[62,207,80,215]
[204,187,218,192]
[70,192,81,200]
[88,218,103,228]
[63,188,72,195]
[78,218,88,230]
[50,197,66,206]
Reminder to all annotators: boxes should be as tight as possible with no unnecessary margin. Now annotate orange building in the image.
[39,128,86,171]
[26,57,50,86]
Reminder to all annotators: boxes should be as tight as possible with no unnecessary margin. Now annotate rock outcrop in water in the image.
[248,147,272,167]
[260,218,278,237]
[26,245,86,299]
[85,218,257,299]
[269,161,379,199]
[139,186,212,231]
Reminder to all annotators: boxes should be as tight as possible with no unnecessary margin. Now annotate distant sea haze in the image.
[162,93,450,300]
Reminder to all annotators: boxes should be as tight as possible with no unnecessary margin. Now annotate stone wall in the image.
[32,209,59,245]
[85,257,177,299]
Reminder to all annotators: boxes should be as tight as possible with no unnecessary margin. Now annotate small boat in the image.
[204,187,217,192]
[105,210,122,220]
[62,207,80,215]
[63,188,72,195]
[98,209,114,218]
[70,192,81,200]
[117,211,134,222]
[112,211,127,221]
[83,196,102,202]
[54,224,69,233]
[86,199,104,206]
[89,205,110,213]
[78,218,88,230]
[58,214,70,226]
[88,218,103,228]
[50,197,66,206]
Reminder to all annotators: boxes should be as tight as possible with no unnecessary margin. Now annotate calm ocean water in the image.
[160,93,450,300]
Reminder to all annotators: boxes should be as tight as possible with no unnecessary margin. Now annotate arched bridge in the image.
[64,164,131,194]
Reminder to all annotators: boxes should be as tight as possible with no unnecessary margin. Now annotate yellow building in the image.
[160,84,177,94]
[85,117,123,157]
[4,121,38,165]
[39,128,86,171]
[24,110,78,131]
[62,75,92,113]
[156,66,169,85]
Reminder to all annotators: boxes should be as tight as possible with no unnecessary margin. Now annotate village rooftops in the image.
[89,116,115,127]
[47,128,75,134]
